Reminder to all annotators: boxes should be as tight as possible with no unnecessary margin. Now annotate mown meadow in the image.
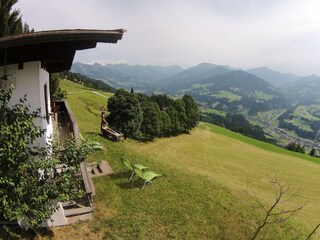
[44,79,320,239]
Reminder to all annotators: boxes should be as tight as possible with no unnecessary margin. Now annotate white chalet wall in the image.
[0,61,52,147]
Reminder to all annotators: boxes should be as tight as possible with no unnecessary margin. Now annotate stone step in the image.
[64,207,93,217]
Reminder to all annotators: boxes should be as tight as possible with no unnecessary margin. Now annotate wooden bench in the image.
[102,127,124,141]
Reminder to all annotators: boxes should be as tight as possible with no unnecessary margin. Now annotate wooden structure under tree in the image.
[102,126,124,141]
[100,107,124,141]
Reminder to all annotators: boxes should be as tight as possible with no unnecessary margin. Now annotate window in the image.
[44,83,50,124]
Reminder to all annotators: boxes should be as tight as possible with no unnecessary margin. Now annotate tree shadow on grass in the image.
[107,172,143,189]
[0,225,54,239]
[108,172,131,180]
[34,227,54,239]
[109,172,160,190]
[117,180,143,190]
[82,132,115,142]
[99,133,120,142]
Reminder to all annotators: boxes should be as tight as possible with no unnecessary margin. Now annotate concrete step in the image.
[64,207,93,217]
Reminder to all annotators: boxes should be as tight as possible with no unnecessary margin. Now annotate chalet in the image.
[0,29,125,226]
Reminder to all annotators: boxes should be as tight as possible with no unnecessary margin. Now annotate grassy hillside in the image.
[129,125,320,226]
[48,80,320,239]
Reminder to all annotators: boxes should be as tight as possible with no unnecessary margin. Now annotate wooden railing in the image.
[52,100,80,143]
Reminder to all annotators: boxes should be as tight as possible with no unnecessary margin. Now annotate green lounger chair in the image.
[120,157,135,180]
[120,158,148,181]
[132,165,162,191]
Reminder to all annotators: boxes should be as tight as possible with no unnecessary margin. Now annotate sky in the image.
[15,0,320,76]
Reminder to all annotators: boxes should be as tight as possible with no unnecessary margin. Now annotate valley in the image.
[71,62,320,150]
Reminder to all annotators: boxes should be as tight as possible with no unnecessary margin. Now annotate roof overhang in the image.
[0,29,125,73]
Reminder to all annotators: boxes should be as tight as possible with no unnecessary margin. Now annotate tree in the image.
[166,106,180,135]
[296,144,305,154]
[0,88,96,231]
[106,89,143,138]
[0,0,33,37]
[286,142,297,152]
[0,88,58,229]
[172,99,187,132]
[160,111,172,137]
[106,90,197,141]
[182,94,200,130]
[246,173,306,240]
[150,94,174,110]
[309,148,317,157]
[140,98,162,141]
[306,223,320,239]
[286,142,305,154]
[49,73,66,100]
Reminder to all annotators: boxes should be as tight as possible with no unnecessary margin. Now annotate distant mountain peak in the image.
[307,74,319,78]
[92,62,103,66]
[246,67,299,87]
[251,66,272,71]
[195,62,219,67]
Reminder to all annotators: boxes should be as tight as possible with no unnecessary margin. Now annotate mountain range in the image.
[246,67,299,87]
[72,62,182,91]
[71,62,320,145]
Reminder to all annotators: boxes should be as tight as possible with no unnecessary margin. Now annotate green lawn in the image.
[286,118,313,132]
[212,90,242,102]
[129,124,320,226]
[254,90,274,101]
[49,80,320,239]
[293,105,319,122]
[60,79,112,133]
[202,108,227,117]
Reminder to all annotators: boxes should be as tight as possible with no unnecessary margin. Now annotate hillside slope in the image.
[276,75,320,141]
[280,74,320,103]
[247,66,299,87]
[158,63,232,93]
[178,70,291,115]
[54,80,320,239]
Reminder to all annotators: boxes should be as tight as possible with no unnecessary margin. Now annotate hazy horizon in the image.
[74,61,307,77]
[16,0,320,76]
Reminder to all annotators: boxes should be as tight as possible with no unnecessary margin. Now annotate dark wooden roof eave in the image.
[0,29,125,73]
[0,29,125,49]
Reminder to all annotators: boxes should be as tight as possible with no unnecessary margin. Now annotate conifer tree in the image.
[0,0,33,37]
[309,148,316,157]
[182,94,200,130]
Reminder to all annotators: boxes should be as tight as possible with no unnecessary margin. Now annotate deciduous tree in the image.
[0,88,96,231]
[246,173,306,240]
[107,89,143,138]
